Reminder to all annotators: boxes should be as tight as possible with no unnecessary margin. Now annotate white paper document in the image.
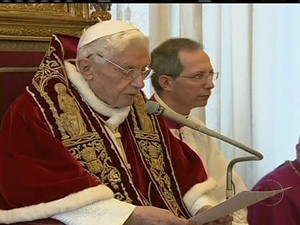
[189,187,292,224]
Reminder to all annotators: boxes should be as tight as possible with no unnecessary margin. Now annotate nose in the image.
[131,74,145,89]
[204,78,215,89]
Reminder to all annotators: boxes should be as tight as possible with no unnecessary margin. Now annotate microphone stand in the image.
[186,124,264,199]
[144,101,264,199]
[226,156,258,199]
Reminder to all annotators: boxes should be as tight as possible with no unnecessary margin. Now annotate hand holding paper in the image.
[189,187,292,224]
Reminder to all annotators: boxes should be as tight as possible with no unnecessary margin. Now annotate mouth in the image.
[200,95,211,99]
[128,93,138,97]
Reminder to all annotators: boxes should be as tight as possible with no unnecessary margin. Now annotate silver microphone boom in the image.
[145,101,264,199]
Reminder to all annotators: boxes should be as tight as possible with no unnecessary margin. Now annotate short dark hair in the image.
[150,38,203,94]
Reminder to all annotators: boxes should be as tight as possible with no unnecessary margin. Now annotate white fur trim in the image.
[0,185,114,224]
[64,61,130,130]
[183,177,218,212]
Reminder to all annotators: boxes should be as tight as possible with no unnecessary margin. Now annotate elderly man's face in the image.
[86,43,150,108]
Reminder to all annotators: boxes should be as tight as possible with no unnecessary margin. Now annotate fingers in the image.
[204,215,233,225]
[216,214,233,224]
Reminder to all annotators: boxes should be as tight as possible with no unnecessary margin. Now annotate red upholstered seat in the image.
[0,34,79,125]
[0,34,80,225]
[0,51,44,121]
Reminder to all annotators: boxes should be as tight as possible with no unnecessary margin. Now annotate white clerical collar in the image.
[153,93,190,119]
[64,60,130,130]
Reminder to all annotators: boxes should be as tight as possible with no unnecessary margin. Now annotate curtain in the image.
[203,4,300,188]
[111,4,300,188]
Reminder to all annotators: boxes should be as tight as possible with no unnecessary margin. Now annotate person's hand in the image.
[203,215,233,225]
[124,206,199,225]
[197,205,233,225]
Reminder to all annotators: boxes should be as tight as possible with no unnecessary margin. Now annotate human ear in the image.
[158,75,174,91]
[77,58,94,80]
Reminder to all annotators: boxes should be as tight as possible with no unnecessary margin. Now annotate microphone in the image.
[145,101,264,199]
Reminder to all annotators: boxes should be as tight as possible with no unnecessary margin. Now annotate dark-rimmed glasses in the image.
[94,53,154,81]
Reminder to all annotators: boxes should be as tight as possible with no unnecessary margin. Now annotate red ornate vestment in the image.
[0,34,210,224]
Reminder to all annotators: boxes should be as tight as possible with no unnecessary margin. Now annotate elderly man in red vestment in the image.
[247,135,300,225]
[0,20,232,225]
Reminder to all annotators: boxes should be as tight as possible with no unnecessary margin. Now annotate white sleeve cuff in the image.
[189,195,217,216]
[183,177,218,216]
[0,185,114,224]
[52,198,136,225]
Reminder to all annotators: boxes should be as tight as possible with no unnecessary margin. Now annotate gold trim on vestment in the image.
[29,36,190,217]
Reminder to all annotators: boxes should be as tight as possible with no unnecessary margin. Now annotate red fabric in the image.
[0,33,209,222]
[0,93,99,209]
[120,114,208,209]
[0,52,44,67]
[0,51,45,122]
[0,34,78,121]
[0,72,34,120]
[247,160,300,225]
[147,97,207,193]
[0,34,98,223]
[7,218,64,225]
[52,33,79,60]
[156,115,208,194]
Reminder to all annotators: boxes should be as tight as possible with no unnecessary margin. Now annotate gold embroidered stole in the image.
[27,34,191,218]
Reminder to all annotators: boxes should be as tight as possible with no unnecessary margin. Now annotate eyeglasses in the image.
[178,71,219,81]
[94,53,154,81]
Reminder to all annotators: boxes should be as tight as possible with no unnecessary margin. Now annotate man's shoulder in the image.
[252,161,290,190]
[4,90,41,121]
[8,91,36,111]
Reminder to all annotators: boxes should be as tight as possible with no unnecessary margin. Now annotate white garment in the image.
[154,94,249,225]
[52,199,136,225]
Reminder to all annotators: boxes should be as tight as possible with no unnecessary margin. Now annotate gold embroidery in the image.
[55,83,87,138]
[114,130,131,170]
[289,160,300,178]
[133,93,155,133]
[126,99,182,209]
[32,42,189,214]
[139,139,183,215]
[81,146,104,174]
[31,40,138,206]
[31,47,69,137]
[93,113,132,170]
[131,93,185,216]
[66,134,124,192]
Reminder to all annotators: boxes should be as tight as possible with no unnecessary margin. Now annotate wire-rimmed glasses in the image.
[178,71,219,81]
[94,53,154,81]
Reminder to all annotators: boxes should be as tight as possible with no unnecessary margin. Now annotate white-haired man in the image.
[0,21,232,225]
